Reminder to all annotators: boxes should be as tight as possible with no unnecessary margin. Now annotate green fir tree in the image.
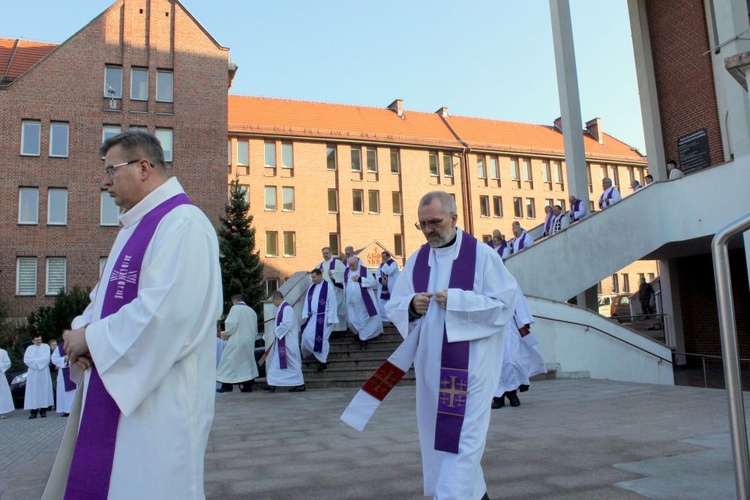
[218,176,265,316]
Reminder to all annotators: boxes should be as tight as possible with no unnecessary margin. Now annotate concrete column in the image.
[576,285,599,312]
[627,0,667,180]
[659,258,686,365]
[549,0,589,206]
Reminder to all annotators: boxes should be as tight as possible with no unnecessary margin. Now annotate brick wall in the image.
[647,0,725,166]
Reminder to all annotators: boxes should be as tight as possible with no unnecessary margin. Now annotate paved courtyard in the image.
[0,379,746,499]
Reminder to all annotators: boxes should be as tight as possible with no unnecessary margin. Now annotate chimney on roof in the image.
[387,99,404,117]
[436,106,449,117]
[553,117,563,132]
[585,117,604,144]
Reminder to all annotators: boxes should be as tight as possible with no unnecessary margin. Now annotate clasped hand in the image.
[63,326,93,371]
[411,290,448,315]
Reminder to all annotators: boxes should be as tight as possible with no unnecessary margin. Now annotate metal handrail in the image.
[671,350,750,389]
[534,314,672,364]
[711,211,750,499]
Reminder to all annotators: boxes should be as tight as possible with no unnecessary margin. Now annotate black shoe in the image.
[239,381,254,393]
[288,384,306,393]
[491,397,505,409]
[519,384,530,393]
[262,385,276,393]
[506,390,521,407]
[28,413,37,420]
[317,362,327,372]
[62,413,70,417]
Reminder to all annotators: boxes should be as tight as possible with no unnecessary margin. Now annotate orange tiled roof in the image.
[229,95,464,149]
[229,95,646,164]
[0,38,57,85]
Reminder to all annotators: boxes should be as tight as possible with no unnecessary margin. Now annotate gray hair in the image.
[602,177,613,187]
[419,191,457,214]
[271,290,284,301]
[99,131,166,171]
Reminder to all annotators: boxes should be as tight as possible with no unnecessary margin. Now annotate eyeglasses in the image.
[414,217,446,231]
[103,159,140,178]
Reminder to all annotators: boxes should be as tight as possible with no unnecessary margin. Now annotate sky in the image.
[1,0,646,153]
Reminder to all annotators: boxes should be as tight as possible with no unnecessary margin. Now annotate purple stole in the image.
[544,214,553,234]
[413,232,477,454]
[344,264,378,317]
[496,241,507,257]
[599,188,614,208]
[301,282,328,353]
[65,193,190,500]
[275,302,290,369]
[378,259,395,300]
[56,345,77,392]
[512,232,527,254]
[570,199,582,221]
[319,259,336,271]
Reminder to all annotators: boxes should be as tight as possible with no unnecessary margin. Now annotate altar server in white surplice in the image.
[599,177,622,209]
[266,291,305,392]
[43,131,222,500]
[301,268,338,371]
[318,246,347,331]
[23,335,54,419]
[493,290,546,409]
[376,251,400,324]
[386,191,518,500]
[50,332,77,416]
[0,348,15,417]
[217,294,260,393]
[510,223,534,254]
[344,256,383,349]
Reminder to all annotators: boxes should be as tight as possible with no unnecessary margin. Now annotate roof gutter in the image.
[437,109,474,236]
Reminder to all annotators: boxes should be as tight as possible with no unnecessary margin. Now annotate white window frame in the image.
[49,122,70,158]
[368,190,380,214]
[102,125,121,142]
[265,231,278,257]
[156,70,174,102]
[351,147,362,172]
[282,186,295,211]
[352,189,364,213]
[21,121,41,156]
[155,128,173,163]
[18,187,39,225]
[283,231,296,257]
[47,188,68,226]
[366,147,378,173]
[104,66,123,99]
[479,195,490,217]
[265,141,276,168]
[100,191,120,226]
[16,257,37,296]
[130,68,148,101]
[46,257,67,295]
[282,142,294,169]
[264,186,277,211]
[237,140,249,166]
[327,189,338,213]
[326,145,337,170]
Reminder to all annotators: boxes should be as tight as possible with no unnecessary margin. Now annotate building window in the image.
[647,273,655,282]
[513,197,523,218]
[329,233,340,256]
[525,198,536,218]
[554,161,564,186]
[16,257,37,296]
[352,189,364,213]
[390,148,400,173]
[49,122,69,157]
[477,156,487,179]
[368,190,380,213]
[438,153,451,177]
[611,274,620,293]
[99,257,108,277]
[264,186,277,211]
[545,198,554,208]
[557,199,567,211]
[326,144,337,170]
[265,278,280,298]
[282,142,294,169]
[282,187,294,211]
[265,232,278,257]
[490,157,499,180]
[237,140,249,166]
[47,188,68,225]
[638,273,646,284]
[101,191,120,226]
[587,163,593,192]
[130,68,148,100]
[46,257,67,295]
[328,189,338,213]
[392,191,402,214]
[612,165,621,190]
[351,147,362,172]
[366,147,378,173]
[104,66,123,98]
[156,70,173,102]
[510,157,520,181]
[492,196,503,217]
[394,234,404,257]
[155,128,173,162]
[18,187,39,224]
[265,141,276,168]
[429,151,439,176]
[102,125,121,142]
[622,273,630,293]
[21,121,41,156]
[283,232,296,257]
[523,158,533,182]
[236,185,249,205]
[479,195,490,217]
[542,160,551,184]
[129,125,148,133]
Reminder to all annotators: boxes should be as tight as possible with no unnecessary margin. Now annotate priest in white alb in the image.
[344,256,383,349]
[265,291,305,392]
[50,331,77,416]
[376,250,400,324]
[0,347,16,418]
[217,294,260,393]
[301,268,338,372]
[23,335,54,419]
[43,131,222,500]
[385,191,518,500]
[318,246,347,331]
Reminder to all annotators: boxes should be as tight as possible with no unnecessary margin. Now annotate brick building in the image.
[0,0,231,318]
[227,95,657,297]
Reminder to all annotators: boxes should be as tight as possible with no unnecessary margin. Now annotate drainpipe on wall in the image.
[437,108,473,235]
